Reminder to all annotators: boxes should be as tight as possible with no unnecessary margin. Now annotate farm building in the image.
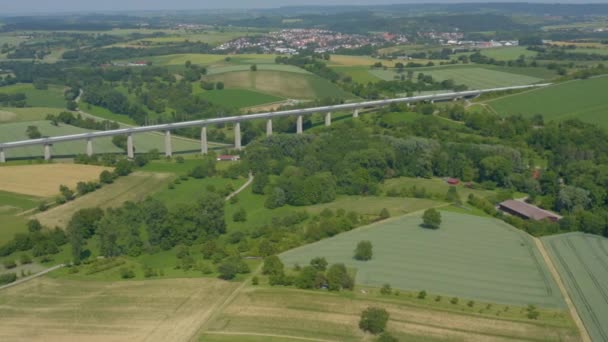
[217,155,240,161]
[498,200,561,222]
[447,178,460,185]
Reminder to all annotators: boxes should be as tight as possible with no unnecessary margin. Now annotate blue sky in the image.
[2,0,606,14]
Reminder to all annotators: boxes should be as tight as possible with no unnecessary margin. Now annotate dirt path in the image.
[202,331,339,342]
[187,264,263,342]
[0,264,65,291]
[226,173,254,201]
[533,237,591,342]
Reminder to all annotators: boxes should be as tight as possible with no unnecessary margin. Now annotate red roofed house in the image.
[447,178,460,185]
[498,200,562,222]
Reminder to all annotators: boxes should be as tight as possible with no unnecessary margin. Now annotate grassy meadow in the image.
[487,76,608,129]
[371,65,544,89]
[542,233,608,342]
[281,211,565,308]
[0,83,66,108]
[198,88,284,109]
[205,70,356,100]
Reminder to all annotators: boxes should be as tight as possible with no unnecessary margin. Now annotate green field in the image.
[207,64,309,75]
[145,53,276,67]
[281,211,565,308]
[206,285,577,342]
[0,120,206,160]
[332,66,383,83]
[488,76,608,129]
[0,107,69,123]
[542,233,608,342]
[153,176,247,209]
[0,190,41,244]
[79,104,138,125]
[371,65,544,89]
[0,83,66,108]
[205,70,356,100]
[381,177,500,200]
[198,88,284,108]
[478,46,539,61]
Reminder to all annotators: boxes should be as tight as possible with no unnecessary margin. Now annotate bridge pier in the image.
[325,112,331,127]
[353,109,359,118]
[266,119,273,136]
[86,138,93,157]
[165,131,172,157]
[0,148,5,163]
[234,122,241,150]
[201,126,208,155]
[127,134,134,159]
[296,115,303,134]
[44,144,51,161]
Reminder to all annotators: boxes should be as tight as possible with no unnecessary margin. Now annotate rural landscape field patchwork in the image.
[2,2,608,342]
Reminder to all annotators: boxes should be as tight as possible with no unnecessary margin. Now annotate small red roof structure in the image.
[447,178,460,185]
[217,155,240,161]
[498,200,562,222]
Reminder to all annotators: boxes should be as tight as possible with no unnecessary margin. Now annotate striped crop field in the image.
[542,233,608,342]
[281,211,565,308]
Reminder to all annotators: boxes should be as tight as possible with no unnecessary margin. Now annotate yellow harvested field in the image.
[33,171,171,228]
[0,164,111,197]
[328,55,399,67]
[0,110,17,122]
[0,277,239,342]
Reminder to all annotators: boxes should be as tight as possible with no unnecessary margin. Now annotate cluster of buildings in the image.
[443,40,520,48]
[214,29,408,54]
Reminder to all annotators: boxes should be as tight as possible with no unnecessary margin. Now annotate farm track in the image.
[203,331,339,342]
[543,239,594,342]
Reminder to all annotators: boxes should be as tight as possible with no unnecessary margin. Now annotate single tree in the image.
[359,307,389,334]
[250,64,258,72]
[422,208,441,229]
[354,240,373,261]
[310,257,328,271]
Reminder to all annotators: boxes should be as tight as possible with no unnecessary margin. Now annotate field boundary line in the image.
[188,263,263,342]
[0,264,65,291]
[202,331,339,342]
[534,238,591,342]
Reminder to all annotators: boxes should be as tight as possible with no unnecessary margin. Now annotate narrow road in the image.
[533,238,591,342]
[0,264,65,291]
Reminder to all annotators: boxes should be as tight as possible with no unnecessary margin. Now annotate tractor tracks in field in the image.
[534,238,592,342]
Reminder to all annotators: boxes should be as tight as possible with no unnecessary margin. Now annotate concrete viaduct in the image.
[0,84,549,163]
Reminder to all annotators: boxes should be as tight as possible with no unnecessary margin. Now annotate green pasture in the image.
[381,177,499,200]
[0,120,204,160]
[198,88,284,108]
[153,176,247,209]
[0,83,66,108]
[478,46,538,61]
[133,31,250,46]
[307,195,441,217]
[80,104,137,125]
[371,65,543,89]
[0,190,40,245]
[207,64,309,75]
[331,66,383,83]
[145,53,276,67]
[487,76,608,129]
[281,211,565,308]
[205,70,356,100]
[0,107,68,124]
[542,233,608,342]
